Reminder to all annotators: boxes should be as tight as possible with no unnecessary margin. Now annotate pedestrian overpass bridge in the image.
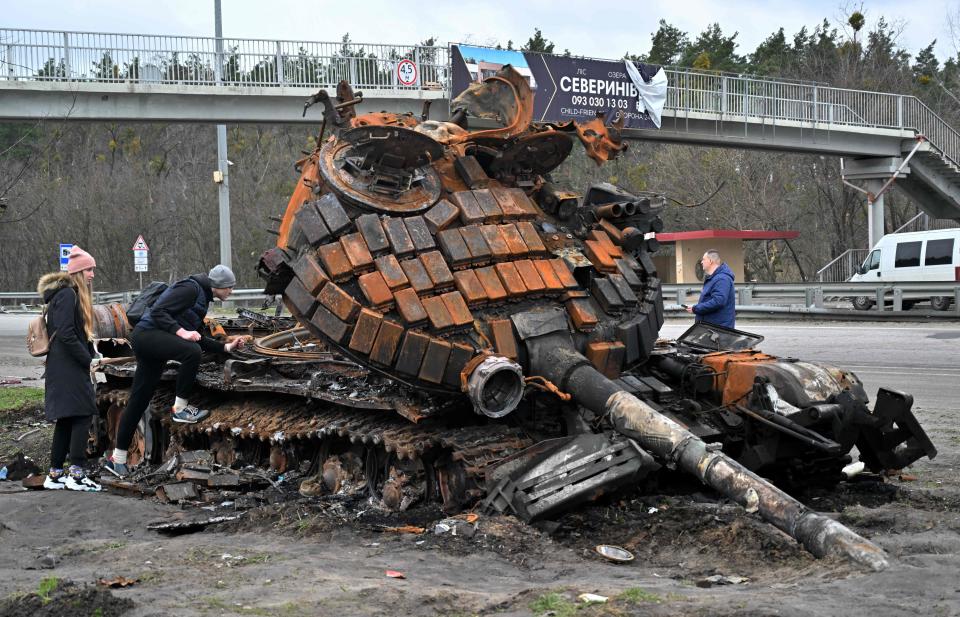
[3,27,960,243]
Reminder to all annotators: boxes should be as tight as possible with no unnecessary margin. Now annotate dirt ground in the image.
[1,395,959,616]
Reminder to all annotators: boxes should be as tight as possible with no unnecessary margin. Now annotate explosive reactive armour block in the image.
[419,251,455,288]
[488,319,518,359]
[588,229,622,258]
[454,269,488,305]
[404,216,436,252]
[498,224,529,257]
[533,259,563,292]
[516,222,547,255]
[419,338,453,384]
[583,240,617,272]
[283,277,318,320]
[395,331,431,376]
[316,193,352,236]
[452,191,486,225]
[508,188,539,220]
[293,252,329,296]
[614,258,644,289]
[375,254,410,290]
[355,214,389,254]
[472,189,503,223]
[357,271,395,309]
[494,262,527,298]
[608,273,638,305]
[586,341,625,379]
[550,258,580,289]
[443,343,475,388]
[310,304,350,344]
[479,225,511,260]
[349,308,384,355]
[459,225,492,264]
[514,260,546,295]
[566,298,599,331]
[424,199,460,233]
[591,277,624,313]
[454,155,490,189]
[437,228,472,267]
[475,266,508,302]
[318,282,361,323]
[616,321,640,364]
[318,242,353,281]
[340,233,374,272]
[381,216,415,257]
[440,291,473,327]
[369,319,404,366]
[490,186,526,220]
[421,295,455,330]
[399,258,434,293]
[294,201,331,246]
[394,288,428,324]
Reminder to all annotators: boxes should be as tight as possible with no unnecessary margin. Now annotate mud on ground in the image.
[1,404,959,616]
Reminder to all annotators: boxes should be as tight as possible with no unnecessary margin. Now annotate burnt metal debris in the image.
[89,66,937,571]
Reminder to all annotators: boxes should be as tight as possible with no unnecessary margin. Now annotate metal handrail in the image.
[4,28,960,167]
[815,249,871,282]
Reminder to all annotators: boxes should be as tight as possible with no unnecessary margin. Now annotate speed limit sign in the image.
[397,58,418,86]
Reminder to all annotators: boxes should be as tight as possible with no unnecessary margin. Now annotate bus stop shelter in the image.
[653,229,800,284]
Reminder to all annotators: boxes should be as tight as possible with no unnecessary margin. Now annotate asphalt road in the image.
[2,313,957,410]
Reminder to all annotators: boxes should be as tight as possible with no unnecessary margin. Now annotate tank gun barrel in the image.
[524,331,889,571]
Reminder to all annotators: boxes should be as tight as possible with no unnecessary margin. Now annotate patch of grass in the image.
[36,576,59,606]
[617,587,662,604]
[0,387,43,412]
[530,592,577,617]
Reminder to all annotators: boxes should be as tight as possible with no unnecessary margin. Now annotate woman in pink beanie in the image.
[36,245,101,491]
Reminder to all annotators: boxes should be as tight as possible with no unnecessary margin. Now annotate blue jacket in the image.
[694,262,736,329]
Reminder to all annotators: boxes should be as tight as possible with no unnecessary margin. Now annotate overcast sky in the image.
[5,0,958,62]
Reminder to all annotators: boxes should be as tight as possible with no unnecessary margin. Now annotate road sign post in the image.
[59,243,73,272]
[132,235,149,289]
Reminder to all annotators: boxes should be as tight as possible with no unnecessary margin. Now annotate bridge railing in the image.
[4,28,960,168]
[0,28,449,91]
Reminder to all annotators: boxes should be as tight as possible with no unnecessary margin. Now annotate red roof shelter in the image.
[653,229,799,284]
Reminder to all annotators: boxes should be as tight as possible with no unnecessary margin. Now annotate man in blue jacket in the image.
[685,249,736,329]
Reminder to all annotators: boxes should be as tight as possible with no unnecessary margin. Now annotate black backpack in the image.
[125,281,168,326]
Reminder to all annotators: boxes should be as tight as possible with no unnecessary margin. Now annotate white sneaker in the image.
[43,473,66,490]
[64,470,102,492]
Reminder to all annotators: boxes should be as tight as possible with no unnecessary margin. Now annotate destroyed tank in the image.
[93,66,936,570]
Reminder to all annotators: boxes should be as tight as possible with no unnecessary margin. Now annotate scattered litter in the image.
[97,576,139,588]
[577,593,608,604]
[594,545,634,563]
[381,525,426,534]
[433,517,477,538]
[842,461,865,479]
[899,473,917,482]
[385,570,405,579]
[15,427,44,442]
[696,575,750,587]
[647,506,658,514]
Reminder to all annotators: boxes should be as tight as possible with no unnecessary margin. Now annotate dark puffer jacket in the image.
[37,272,96,421]
[693,262,736,329]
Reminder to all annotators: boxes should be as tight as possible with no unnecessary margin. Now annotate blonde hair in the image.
[69,271,95,341]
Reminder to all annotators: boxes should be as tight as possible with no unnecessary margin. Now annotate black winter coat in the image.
[38,272,97,421]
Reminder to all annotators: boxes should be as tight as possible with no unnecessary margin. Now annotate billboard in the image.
[450,45,666,130]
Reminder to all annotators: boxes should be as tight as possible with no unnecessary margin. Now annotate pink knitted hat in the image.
[67,245,96,273]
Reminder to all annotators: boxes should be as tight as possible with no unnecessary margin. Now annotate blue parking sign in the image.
[59,243,73,271]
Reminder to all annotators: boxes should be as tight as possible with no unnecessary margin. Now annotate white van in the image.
[849,229,960,310]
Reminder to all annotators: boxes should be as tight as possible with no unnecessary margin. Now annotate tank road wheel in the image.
[103,403,155,467]
[931,296,952,311]
[365,449,433,511]
[852,296,874,311]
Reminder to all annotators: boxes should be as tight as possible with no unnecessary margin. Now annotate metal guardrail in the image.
[0,28,449,91]
[3,28,960,170]
[0,288,271,309]
[667,282,960,314]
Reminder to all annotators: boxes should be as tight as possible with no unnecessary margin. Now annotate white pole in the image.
[215,0,232,270]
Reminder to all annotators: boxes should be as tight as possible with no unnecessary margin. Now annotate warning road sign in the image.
[132,235,149,251]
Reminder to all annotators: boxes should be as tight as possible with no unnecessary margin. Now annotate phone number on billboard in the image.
[569,95,639,110]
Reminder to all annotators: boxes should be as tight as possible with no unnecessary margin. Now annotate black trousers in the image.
[115,327,202,451]
[51,415,92,469]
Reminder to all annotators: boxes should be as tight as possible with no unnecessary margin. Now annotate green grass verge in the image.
[0,387,43,411]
